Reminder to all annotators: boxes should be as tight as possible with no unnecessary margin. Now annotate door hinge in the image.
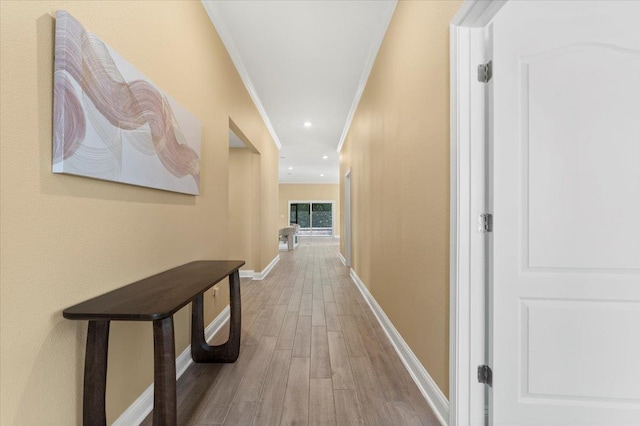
[477,60,492,83]
[478,213,493,233]
[477,365,493,387]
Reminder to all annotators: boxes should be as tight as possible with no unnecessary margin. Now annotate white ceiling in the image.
[202,0,396,183]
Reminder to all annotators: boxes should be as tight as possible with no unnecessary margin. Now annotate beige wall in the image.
[0,1,279,424]
[340,0,461,397]
[228,148,261,271]
[279,184,340,235]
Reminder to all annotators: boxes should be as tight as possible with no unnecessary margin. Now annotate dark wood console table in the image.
[63,260,245,426]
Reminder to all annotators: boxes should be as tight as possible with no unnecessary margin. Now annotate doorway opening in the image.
[344,168,352,267]
[451,1,640,425]
[228,120,261,276]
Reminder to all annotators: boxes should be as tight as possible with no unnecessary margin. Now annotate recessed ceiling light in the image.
[320,174,324,177]
[322,155,328,159]
[304,121,312,128]
[288,166,293,170]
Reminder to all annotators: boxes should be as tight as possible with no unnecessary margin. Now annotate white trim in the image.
[450,3,506,426]
[349,269,449,426]
[449,22,473,426]
[112,383,154,426]
[336,2,397,153]
[337,252,347,266]
[200,2,282,150]
[113,306,231,426]
[253,255,280,280]
[239,270,255,279]
[287,200,336,237]
[451,0,506,28]
[343,168,352,268]
[238,256,280,280]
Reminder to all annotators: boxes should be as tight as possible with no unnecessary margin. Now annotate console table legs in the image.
[191,270,242,363]
[83,320,110,426]
[72,262,244,426]
[153,316,177,426]
[81,283,240,426]
[82,317,178,426]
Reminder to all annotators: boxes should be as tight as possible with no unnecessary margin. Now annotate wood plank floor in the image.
[142,237,440,425]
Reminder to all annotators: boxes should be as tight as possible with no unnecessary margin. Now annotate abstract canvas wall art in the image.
[53,11,201,195]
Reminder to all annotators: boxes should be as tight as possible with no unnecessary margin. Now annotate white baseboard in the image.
[337,252,347,266]
[253,255,279,280]
[112,306,231,426]
[237,255,280,280]
[112,381,154,426]
[239,270,255,279]
[349,269,449,426]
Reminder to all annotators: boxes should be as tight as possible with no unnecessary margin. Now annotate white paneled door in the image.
[491,1,640,424]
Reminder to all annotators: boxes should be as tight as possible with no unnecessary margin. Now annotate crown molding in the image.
[336,1,397,153]
[201,1,282,150]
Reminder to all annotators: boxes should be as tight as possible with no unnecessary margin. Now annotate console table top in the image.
[63,260,245,321]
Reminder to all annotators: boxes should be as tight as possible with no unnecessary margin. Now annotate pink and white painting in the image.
[53,11,201,195]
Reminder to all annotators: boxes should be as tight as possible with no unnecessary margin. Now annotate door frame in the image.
[449,1,506,425]
[344,168,352,267]
[287,200,336,236]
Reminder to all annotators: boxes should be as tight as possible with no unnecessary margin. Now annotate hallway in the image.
[142,238,440,425]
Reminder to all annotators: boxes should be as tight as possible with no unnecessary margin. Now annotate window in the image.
[289,202,333,236]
